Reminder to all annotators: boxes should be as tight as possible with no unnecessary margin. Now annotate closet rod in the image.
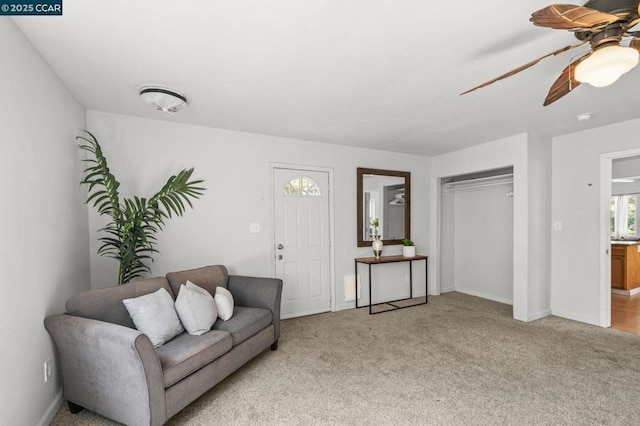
[443,173,513,190]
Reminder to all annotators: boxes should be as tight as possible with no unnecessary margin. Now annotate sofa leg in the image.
[67,401,84,414]
[271,340,278,350]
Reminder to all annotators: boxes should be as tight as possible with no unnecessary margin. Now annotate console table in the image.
[354,255,428,314]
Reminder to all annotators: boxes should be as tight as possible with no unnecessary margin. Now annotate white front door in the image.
[273,167,331,318]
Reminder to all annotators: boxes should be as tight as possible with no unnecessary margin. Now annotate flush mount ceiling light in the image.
[574,44,639,88]
[139,86,189,115]
[576,112,593,121]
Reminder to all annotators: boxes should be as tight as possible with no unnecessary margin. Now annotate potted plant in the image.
[402,238,415,257]
[78,130,205,284]
[370,218,383,258]
[370,218,380,239]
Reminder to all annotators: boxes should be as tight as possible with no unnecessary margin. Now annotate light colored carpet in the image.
[51,292,640,425]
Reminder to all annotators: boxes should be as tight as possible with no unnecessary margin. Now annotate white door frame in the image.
[599,147,640,327]
[269,162,336,314]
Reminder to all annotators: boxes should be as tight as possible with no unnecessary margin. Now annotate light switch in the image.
[249,223,260,233]
[553,221,562,231]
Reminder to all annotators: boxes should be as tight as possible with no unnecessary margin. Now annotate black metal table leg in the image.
[368,263,372,315]
[354,259,358,309]
[409,260,413,298]
[425,259,428,303]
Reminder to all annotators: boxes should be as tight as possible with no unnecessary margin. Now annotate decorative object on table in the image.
[371,218,383,258]
[78,130,205,284]
[402,238,416,257]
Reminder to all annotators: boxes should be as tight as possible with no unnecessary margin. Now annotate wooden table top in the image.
[355,254,428,264]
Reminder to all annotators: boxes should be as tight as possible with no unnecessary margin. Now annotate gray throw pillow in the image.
[122,287,184,347]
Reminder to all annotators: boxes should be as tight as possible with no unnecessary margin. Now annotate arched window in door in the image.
[284,176,321,196]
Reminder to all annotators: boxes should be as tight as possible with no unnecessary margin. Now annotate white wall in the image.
[431,133,531,320]
[442,184,514,304]
[0,19,89,426]
[439,188,456,292]
[551,118,640,325]
[86,111,430,310]
[527,134,552,320]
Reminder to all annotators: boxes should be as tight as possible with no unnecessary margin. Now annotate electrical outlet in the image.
[44,359,51,383]
[249,223,260,233]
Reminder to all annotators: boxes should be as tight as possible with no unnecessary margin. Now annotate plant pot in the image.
[403,246,416,257]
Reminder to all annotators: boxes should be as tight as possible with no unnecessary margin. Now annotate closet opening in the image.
[440,167,515,305]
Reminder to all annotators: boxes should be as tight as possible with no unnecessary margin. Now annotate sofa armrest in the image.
[45,314,166,426]
[227,275,283,342]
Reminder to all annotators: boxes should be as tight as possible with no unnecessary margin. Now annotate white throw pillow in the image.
[122,287,184,347]
[214,286,234,321]
[175,281,217,336]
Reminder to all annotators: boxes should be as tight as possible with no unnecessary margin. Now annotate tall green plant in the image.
[78,130,205,284]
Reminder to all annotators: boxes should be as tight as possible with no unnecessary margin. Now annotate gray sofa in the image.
[45,265,283,426]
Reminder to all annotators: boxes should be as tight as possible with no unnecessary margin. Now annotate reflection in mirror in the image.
[363,175,404,240]
[357,168,410,247]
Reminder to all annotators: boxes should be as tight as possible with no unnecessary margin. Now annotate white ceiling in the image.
[12,0,640,156]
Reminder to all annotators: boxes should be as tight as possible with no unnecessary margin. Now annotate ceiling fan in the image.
[461,0,640,106]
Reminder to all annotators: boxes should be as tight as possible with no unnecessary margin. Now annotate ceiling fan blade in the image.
[460,41,586,96]
[531,4,621,30]
[543,53,591,106]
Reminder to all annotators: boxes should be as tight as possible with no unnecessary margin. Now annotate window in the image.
[611,194,637,238]
[284,177,321,196]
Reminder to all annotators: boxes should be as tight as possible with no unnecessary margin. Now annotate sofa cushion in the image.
[166,265,228,299]
[66,277,173,328]
[156,330,233,388]
[213,306,272,346]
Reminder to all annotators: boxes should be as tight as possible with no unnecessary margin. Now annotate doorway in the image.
[272,166,332,318]
[607,154,640,334]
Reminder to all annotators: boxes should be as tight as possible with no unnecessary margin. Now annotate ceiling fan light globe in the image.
[574,45,639,88]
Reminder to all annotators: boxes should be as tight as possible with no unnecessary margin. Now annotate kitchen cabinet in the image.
[611,243,640,291]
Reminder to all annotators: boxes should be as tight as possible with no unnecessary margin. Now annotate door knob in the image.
[278,255,283,260]
[277,244,284,250]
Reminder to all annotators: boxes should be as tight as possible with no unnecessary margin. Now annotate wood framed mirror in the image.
[357,167,410,247]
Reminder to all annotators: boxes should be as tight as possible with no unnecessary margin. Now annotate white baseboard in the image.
[612,287,640,295]
[527,309,552,322]
[281,307,331,319]
[37,389,63,426]
[455,289,513,306]
[440,286,455,293]
[551,308,600,327]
